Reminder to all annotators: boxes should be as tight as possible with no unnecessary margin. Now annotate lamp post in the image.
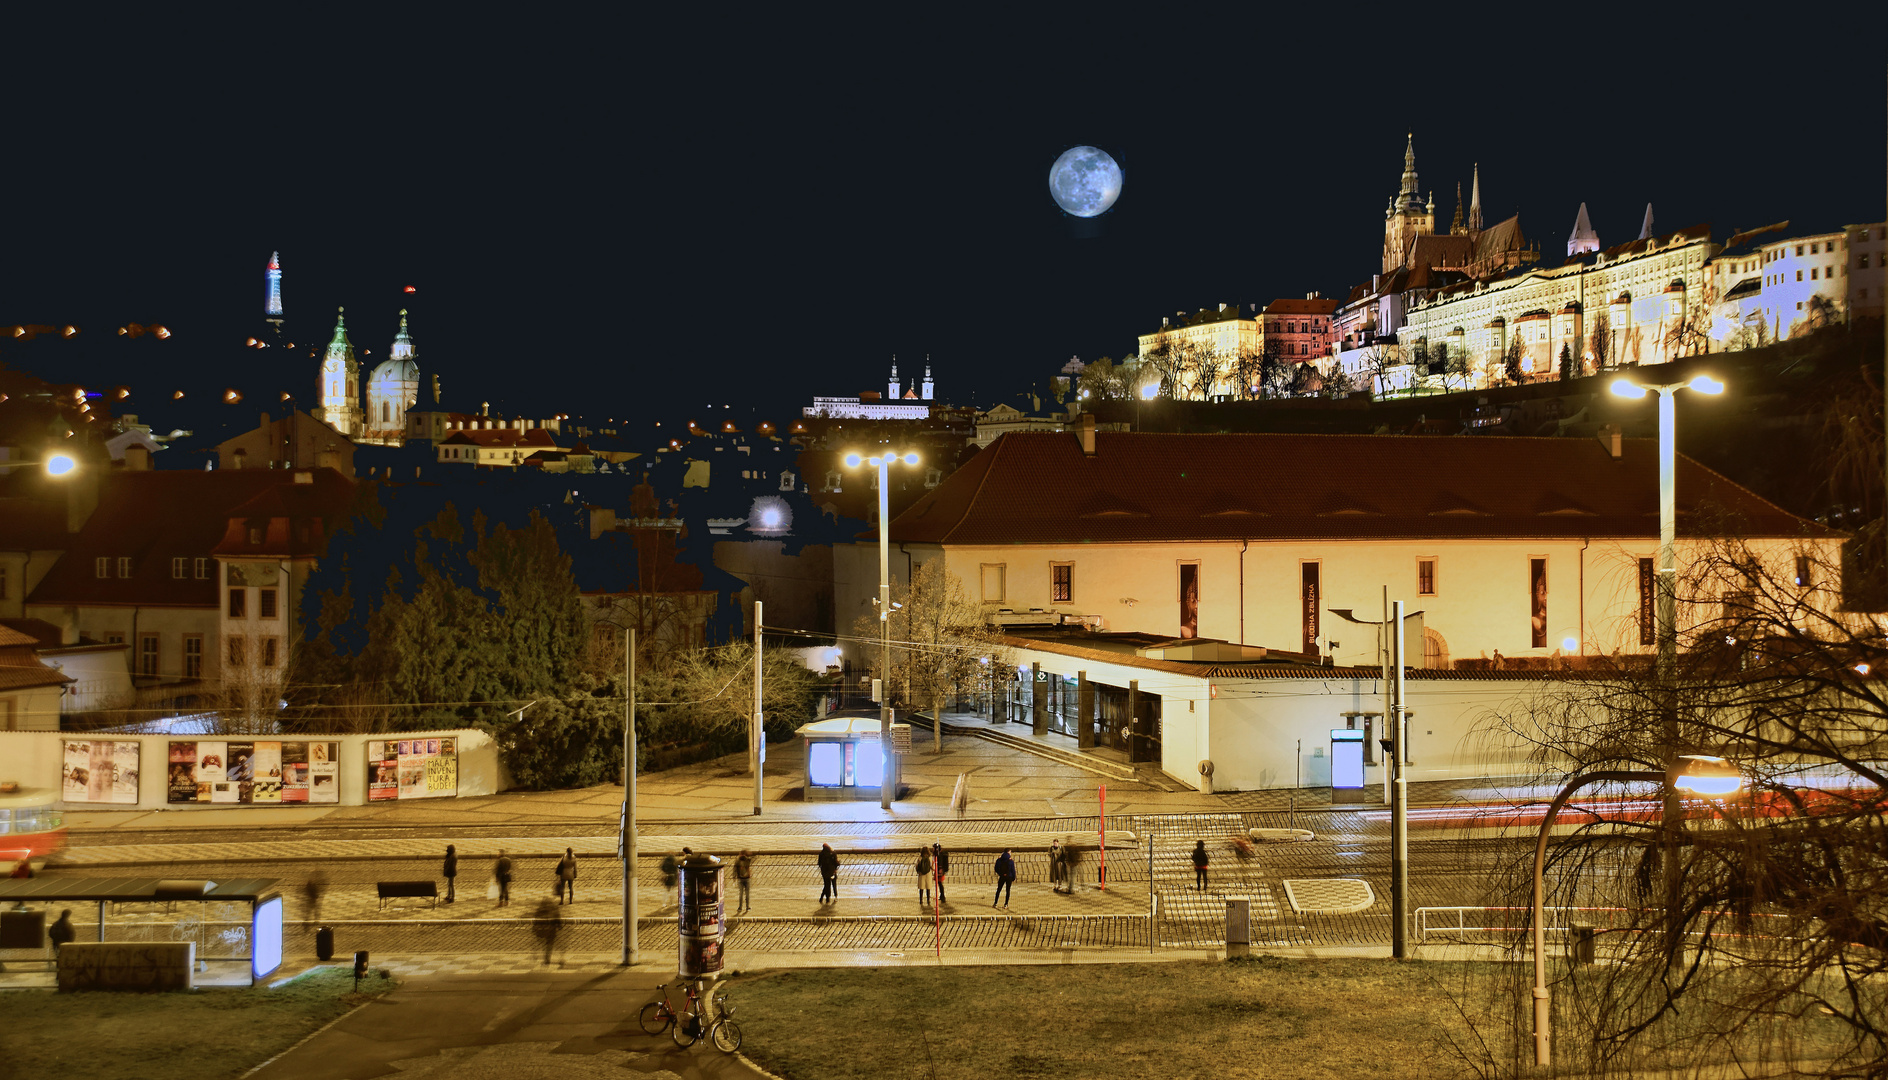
[1529,756,1741,1067]
[1610,372,1724,966]
[845,448,920,810]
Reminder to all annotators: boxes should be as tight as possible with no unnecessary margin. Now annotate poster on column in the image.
[367,741,399,801]
[280,742,340,804]
[61,739,140,804]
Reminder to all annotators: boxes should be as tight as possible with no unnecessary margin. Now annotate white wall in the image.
[0,727,505,811]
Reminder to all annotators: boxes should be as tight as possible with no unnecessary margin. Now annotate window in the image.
[95,557,109,579]
[262,637,279,668]
[228,635,246,667]
[259,588,278,619]
[183,635,203,678]
[228,588,247,618]
[117,557,132,578]
[248,526,264,545]
[1795,555,1813,589]
[1811,268,1818,280]
[171,557,186,579]
[1416,558,1437,596]
[104,632,125,645]
[138,633,159,676]
[980,564,1006,603]
[1810,243,1819,254]
[1051,562,1073,603]
[1796,244,1805,256]
[1797,270,1804,282]
[194,557,208,579]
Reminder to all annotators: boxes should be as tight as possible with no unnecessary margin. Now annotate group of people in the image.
[439,844,581,907]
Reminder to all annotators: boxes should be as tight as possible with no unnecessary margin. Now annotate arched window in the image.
[381,401,390,423]
[1423,628,1450,670]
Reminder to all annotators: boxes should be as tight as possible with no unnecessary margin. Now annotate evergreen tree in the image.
[1558,342,1576,382]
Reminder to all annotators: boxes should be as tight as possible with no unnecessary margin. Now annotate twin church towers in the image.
[262,252,426,445]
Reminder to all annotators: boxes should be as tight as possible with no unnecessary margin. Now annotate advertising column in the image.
[676,853,725,978]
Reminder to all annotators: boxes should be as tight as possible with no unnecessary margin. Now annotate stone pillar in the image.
[1031,662,1047,737]
[1127,680,1142,763]
[1077,671,1095,749]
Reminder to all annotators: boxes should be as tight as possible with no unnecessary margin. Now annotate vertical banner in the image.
[1638,557,1655,646]
[1300,562,1320,653]
[1179,563,1200,639]
[61,740,140,804]
[1530,558,1548,649]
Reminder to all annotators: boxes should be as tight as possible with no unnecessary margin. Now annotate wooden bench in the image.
[376,880,439,910]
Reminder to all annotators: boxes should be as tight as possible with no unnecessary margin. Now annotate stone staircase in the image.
[908,713,1139,783]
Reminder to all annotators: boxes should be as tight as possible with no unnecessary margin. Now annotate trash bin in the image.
[315,926,335,961]
[1224,898,1251,959]
[1570,923,1597,966]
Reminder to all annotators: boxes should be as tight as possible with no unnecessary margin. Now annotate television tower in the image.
[265,251,285,332]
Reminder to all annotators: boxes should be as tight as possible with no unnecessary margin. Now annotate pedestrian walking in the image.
[442,845,458,904]
[556,847,578,904]
[914,846,932,906]
[817,843,839,903]
[992,849,1015,908]
[301,872,326,927]
[494,850,514,906]
[931,843,950,903]
[734,850,753,913]
[1191,839,1209,892]
[47,909,74,953]
[1048,840,1066,894]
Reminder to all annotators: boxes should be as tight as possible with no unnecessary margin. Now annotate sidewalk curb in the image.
[239,992,382,1078]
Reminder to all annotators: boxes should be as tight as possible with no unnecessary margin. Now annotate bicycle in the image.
[707,992,743,1053]
[637,981,681,1036]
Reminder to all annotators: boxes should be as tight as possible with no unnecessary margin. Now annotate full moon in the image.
[1047,146,1122,218]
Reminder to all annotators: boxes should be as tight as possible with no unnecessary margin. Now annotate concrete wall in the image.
[0,727,505,810]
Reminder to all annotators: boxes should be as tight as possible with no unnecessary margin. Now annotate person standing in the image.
[556,847,578,905]
[733,850,753,914]
[914,846,932,907]
[817,843,839,903]
[931,843,950,904]
[992,849,1015,908]
[47,909,75,953]
[495,850,514,907]
[1191,840,1209,892]
[442,845,458,904]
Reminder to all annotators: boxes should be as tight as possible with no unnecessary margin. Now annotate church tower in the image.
[888,357,901,400]
[1468,164,1483,232]
[317,307,363,438]
[921,359,934,400]
[364,309,421,443]
[1567,203,1600,257]
[1382,134,1437,273]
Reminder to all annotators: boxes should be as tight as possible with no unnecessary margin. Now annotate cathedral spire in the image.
[1637,202,1655,240]
[1469,163,1483,231]
[1400,132,1419,196]
[1567,203,1600,257]
[1451,182,1464,234]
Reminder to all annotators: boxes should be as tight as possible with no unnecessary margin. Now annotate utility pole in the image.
[752,600,763,816]
[621,628,639,966]
[1390,599,1409,960]
[877,458,894,810]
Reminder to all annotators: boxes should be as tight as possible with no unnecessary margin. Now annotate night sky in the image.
[3,13,1885,436]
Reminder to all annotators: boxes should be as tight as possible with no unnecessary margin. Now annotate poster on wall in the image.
[1530,558,1549,649]
[396,738,459,800]
[367,741,399,801]
[167,741,335,804]
[61,739,140,804]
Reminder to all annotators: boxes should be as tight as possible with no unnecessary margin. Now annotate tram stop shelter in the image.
[0,876,284,986]
[797,712,907,801]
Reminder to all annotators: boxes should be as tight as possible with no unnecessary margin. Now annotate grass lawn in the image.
[0,968,391,1080]
[731,957,1487,1080]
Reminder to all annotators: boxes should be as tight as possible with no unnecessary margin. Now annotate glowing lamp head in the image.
[1688,375,1724,394]
[844,453,862,468]
[1141,383,1159,400]
[1610,378,1647,399]
[1673,755,1742,797]
[1561,637,1578,653]
[760,507,782,529]
[45,454,76,477]
[902,452,919,466]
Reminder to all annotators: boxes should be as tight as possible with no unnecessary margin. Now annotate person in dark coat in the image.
[47,909,75,952]
[733,850,753,914]
[442,845,458,904]
[495,850,514,906]
[931,843,950,903]
[914,847,932,907]
[556,847,578,904]
[1191,840,1210,891]
[817,843,839,903]
[992,849,1016,908]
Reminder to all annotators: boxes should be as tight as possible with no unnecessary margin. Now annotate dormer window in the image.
[118,557,132,578]
[248,526,264,545]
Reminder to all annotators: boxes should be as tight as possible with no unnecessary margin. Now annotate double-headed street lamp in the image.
[844,448,919,810]
[1530,756,1742,1067]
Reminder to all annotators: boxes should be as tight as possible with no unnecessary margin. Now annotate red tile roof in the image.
[1262,298,1339,316]
[888,432,1828,546]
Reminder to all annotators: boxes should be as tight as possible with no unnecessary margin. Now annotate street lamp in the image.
[1529,756,1742,1067]
[1136,381,1158,431]
[844,448,920,810]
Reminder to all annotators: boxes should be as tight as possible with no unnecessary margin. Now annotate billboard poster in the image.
[425,738,458,797]
[367,741,399,801]
[168,741,334,804]
[1530,558,1549,649]
[1179,563,1199,640]
[384,738,458,800]
[61,739,140,804]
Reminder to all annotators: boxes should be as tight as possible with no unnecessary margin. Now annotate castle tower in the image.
[265,251,284,327]
[364,309,421,442]
[1567,203,1601,257]
[1468,164,1483,232]
[1382,134,1437,273]
[317,307,363,438]
[1637,203,1655,240]
[888,357,901,400]
[921,359,934,400]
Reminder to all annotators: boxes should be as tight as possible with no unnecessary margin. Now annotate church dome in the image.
[369,356,420,385]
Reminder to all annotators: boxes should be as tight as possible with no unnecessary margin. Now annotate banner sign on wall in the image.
[369,738,458,800]
[167,741,338,804]
[61,739,140,804]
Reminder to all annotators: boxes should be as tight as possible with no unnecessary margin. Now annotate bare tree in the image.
[1075,357,1129,401]
[1589,313,1612,371]
[853,559,1012,753]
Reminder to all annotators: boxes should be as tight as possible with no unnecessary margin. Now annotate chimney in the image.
[1079,412,1097,456]
[1598,423,1623,459]
[259,411,271,430]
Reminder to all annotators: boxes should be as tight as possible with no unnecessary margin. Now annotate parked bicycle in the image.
[637,980,742,1053]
